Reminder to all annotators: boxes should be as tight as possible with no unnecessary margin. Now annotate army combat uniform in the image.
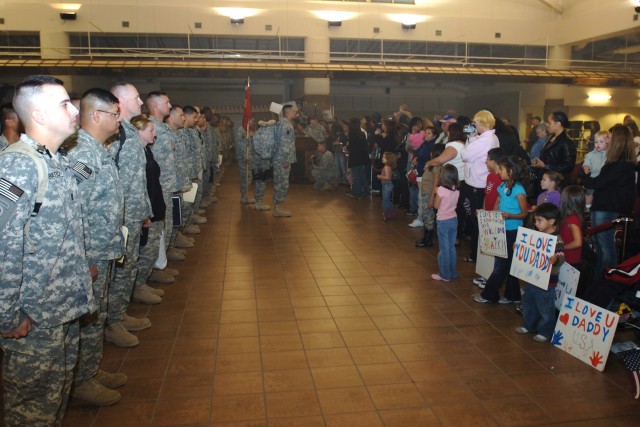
[273,116,296,206]
[149,116,178,252]
[235,126,253,201]
[67,129,124,386]
[311,149,338,190]
[107,121,152,327]
[0,134,94,426]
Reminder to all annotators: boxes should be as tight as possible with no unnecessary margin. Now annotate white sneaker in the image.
[472,277,487,288]
[515,327,529,335]
[408,219,424,228]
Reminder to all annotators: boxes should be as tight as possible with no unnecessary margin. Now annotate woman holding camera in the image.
[460,110,500,262]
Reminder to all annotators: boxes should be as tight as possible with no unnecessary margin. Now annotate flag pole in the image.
[245,77,251,199]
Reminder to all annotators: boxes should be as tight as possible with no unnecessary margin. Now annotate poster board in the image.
[475,240,494,279]
[477,210,507,258]
[552,295,619,372]
[555,263,580,311]
[510,227,557,290]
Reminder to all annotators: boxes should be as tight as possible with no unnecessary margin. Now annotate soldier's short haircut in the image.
[13,75,65,125]
[110,82,134,97]
[201,106,214,121]
[182,105,197,115]
[282,104,293,117]
[80,88,119,116]
[146,91,168,102]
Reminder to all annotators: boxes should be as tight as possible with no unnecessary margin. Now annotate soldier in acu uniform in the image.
[67,88,127,406]
[0,75,94,427]
[235,117,256,204]
[272,103,298,217]
[106,82,153,348]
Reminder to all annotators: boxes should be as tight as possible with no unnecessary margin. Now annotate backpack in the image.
[253,123,278,160]
[0,141,48,253]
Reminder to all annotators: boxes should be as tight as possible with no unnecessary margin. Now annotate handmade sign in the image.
[552,295,619,372]
[475,240,494,280]
[555,263,580,311]
[477,210,507,258]
[510,227,556,290]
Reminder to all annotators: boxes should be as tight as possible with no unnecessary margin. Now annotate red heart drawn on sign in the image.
[559,313,569,325]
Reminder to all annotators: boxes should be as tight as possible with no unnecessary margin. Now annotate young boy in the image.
[515,203,565,342]
[473,147,503,288]
[583,130,609,207]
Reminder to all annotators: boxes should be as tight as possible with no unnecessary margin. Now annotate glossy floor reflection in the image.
[60,166,640,427]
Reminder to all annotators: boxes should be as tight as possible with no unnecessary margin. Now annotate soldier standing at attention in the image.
[0,75,94,426]
[273,103,298,217]
[67,88,127,406]
[235,117,256,204]
[106,82,153,348]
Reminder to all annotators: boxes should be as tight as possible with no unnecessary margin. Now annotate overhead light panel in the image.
[587,93,611,103]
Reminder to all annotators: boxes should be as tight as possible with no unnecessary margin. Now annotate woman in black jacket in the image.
[531,111,577,188]
[347,117,370,199]
[585,124,637,279]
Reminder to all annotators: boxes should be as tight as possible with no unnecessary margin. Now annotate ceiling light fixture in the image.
[328,21,342,28]
[59,12,77,20]
[230,18,244,25]
[402,23,416,30]
[587,93,612,102]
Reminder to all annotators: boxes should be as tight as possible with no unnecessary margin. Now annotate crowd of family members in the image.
[1,75,640,426]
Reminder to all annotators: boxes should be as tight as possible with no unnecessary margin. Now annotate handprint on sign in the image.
[551,330,564,346]
[590,351,604,368]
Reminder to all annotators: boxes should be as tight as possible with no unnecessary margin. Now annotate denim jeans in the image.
[335,152,348,184]
[381,181,393,211]
[409,185,419,213]
[350,165,369,198]
[591,210,619,279]
[437,217,458,280]
[463,183,485,261]
[522,284,557,339]
[481,229,521,302]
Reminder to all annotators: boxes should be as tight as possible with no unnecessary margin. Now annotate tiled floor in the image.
[59,166,640,426]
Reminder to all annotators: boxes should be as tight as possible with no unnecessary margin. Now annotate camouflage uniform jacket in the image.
[235,127,252,163]
[189,127,205,173]
[109,120,152,223]
[169,127,192,191]
[149,116,179,194]
[0,134,94,333]
[201,124,217,167]
[274,118,297,164]
[68,129,124,261]
[0,135,8,151]
[178,127,199,180]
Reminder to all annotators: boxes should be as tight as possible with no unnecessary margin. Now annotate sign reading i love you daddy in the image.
[509,227,556,290]
[477,210,507,258]
[552,295,619,372]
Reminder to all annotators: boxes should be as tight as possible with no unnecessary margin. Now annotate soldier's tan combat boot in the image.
[197,207,207,214]
[174,232,194,248]
[133,284,163,304]
[105,322,139,347]
[72,378,121,406]
[241,195,256,204]
[192,214,207,224]
[149,269,175,284]
[122,313,151,331]
[141,283,164,296]
[273,204,291,217]
[164,267,180,276]
[94,369,128,389]
[167,248,186,261]
[254,202,270,211]
[207,196,218,203]
[184,224,201,234]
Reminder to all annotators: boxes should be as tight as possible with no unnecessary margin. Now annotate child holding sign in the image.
[431,164,460,281]
[516,203,565,342]
[474,156,529,303]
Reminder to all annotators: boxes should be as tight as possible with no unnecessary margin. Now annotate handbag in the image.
[407,168,418,187]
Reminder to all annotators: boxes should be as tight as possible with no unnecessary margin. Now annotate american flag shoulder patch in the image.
[72,161,93,181]
[0,178,24,202]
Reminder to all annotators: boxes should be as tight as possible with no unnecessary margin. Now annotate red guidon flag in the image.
[242,77,252,131]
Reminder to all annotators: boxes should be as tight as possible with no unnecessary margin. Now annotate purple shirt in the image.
[537,190,561,208]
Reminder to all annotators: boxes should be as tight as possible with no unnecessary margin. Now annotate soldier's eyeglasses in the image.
[94,110,120,119]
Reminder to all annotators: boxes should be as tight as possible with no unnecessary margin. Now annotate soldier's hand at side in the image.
[89,264,99,283]
[142,217,152,228]
[284,162,290,168]
[1,317,32,339]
